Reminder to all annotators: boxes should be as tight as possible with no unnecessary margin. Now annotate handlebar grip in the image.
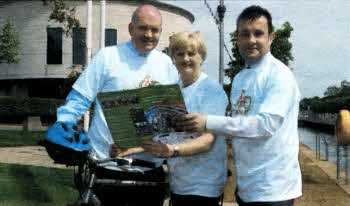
[131,159,156,169]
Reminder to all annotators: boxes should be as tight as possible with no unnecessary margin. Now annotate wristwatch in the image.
[172,144,180,157]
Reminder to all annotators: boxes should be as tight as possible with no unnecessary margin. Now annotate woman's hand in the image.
[109,143,145,157]
[141,139,174,158]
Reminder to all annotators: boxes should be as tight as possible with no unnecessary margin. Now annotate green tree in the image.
[43,0,82,97]
[43,0,80,36]
[324,85,341,97]
[270,22,294,66]
[224,21,294,95]
[323,80,350,97]
[0,19,21,64]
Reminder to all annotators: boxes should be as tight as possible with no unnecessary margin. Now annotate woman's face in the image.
[173,45,202,87]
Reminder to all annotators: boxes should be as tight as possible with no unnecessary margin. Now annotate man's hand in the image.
[109,143,145,157]
[172,114,207,132]
[141,139,174,158]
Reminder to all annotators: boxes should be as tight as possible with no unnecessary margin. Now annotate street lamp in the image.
[217,0,226,85]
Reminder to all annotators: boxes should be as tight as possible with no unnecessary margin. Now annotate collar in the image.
[179,72,207,90]
[246,52,272,70]
[126,41,152,57]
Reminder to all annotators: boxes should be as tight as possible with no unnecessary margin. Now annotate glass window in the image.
[105,29,117,46]
[47,28,62,64]
[73,28,86,65]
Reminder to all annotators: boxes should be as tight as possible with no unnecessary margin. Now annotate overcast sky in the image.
[163,0,350,98]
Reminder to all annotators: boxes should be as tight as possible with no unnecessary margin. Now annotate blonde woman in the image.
[141,31,228,206]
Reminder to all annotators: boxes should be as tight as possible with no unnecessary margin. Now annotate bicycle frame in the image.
[73,155,167,206]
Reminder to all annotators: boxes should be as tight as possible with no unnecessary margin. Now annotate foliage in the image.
[43,0,80,36]
[224,31,245,89]
[0,96,64,117]
[323,80,350,97]
[301,80,350,113]
[0,130,45,147]
[323,85,341,97]
[311,96,350,114]
[270,22,294,66]
[0,19,21,64]
[224,21,294,96]
[300,96,320,110]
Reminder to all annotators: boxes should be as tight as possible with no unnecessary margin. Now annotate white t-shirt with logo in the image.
[206,52,302,202]
[68,41,178,168]
[155,72,228,197]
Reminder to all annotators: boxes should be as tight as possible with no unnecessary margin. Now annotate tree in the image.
[338,80,350,97]
[323,80,350,97]
[224,21,294,95]
[43,0,80,36]
[43,0,82,97]
[324,85,341,97]
[270,22,293,66]
[0,19,21,64]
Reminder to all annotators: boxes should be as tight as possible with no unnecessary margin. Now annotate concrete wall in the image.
[0,1,193,80]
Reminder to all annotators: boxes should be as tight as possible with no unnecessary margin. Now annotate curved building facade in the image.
[0,0,193,97]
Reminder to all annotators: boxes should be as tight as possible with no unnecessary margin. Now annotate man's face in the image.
[129,13,162,53]
[236,16,274,64]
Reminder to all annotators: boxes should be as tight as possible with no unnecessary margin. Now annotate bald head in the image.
[131,5,162,25]
[128,4,163,53]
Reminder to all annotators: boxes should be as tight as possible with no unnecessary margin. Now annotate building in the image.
[0,0,194,98]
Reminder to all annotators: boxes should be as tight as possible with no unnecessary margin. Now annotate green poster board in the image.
[97,84,187,148]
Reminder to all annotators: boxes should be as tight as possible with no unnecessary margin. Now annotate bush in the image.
[311,96,350,113]
[0,96,64,123]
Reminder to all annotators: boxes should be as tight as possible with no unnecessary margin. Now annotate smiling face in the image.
[237,16,274,65]
[169,31,207,87]
[173,45,203,87]
[129,7,162,53]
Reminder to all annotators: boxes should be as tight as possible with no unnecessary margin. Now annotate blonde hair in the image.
[169,31,207,62]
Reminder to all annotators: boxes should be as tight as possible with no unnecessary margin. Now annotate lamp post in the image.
[84,0,92,131]
[217,0,226,85]
[100,0,106,49]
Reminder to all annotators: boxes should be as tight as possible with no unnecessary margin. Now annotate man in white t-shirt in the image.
[174,5,302,206]
[51,5,178,206]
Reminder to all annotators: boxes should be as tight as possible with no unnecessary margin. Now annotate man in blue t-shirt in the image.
[51,4,178,206]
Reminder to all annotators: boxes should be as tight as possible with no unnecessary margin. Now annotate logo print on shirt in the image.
[138,75,159,88]
[231,90,252,115]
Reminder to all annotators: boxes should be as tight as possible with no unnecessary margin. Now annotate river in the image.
[298,126,349,170]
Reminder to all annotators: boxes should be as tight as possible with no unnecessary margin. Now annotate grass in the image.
[0,129,80,205]
[0,162,78,206]
[0,129,45,147]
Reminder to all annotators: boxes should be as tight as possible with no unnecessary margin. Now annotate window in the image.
[105,29,117,46]
[73,28,86,65]
[47,28,62,64]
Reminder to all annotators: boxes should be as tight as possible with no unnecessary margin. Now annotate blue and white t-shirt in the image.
[206,52,302,202]
[162,72,228,197]
[57,41,178,169]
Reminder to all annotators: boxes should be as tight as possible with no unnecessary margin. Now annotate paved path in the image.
[0,143,350,205]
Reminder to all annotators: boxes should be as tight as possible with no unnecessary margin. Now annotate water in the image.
[298,126,349,171]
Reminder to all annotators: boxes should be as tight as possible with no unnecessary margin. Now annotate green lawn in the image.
[0,130,80,205]
[0,163,79,206]
[0,129,45,147]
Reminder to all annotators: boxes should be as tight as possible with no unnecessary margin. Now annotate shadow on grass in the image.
[8,164,53,202]
[0,163,78,206]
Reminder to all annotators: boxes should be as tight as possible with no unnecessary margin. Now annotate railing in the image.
[305,110,350,185]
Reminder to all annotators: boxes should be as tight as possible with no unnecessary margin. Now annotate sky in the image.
[163,0,350,98]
